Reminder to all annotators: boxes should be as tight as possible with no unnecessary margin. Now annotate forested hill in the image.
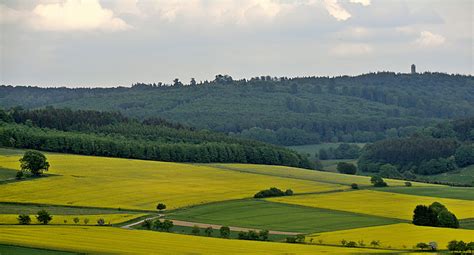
[1,72,472,146]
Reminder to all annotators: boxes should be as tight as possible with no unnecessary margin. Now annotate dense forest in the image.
[0,108,312,168]
[1,72,472,146]
[358,118,474,177]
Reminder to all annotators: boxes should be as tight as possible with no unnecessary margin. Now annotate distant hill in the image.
[1,72,472,146]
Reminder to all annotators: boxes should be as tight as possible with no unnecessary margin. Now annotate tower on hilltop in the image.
[411,64,416,74]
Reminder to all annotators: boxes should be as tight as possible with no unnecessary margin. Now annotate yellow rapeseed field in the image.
[213,163,435,187]
[0,225,398,254]
[0,214,145,225]
[0,151,342,210]
[308,223,474,250]
[268,190,474,220]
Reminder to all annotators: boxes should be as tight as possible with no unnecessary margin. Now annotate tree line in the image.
[0,108,313,168]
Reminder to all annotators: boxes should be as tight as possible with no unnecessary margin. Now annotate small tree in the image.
[84,218,90,225]
[204,226,213,237]
[63,219,67,224]
[370,240,380,247]
[370,176,388,187]
[156,203,166,212]
[97,218,106,226]
[337,162,357,175]
[161,219,174,232]
[447,240,458,252]
[416,242,429,250]
[73,217,80,224]
[351,183,359,189]
[191,225,200,235]
[341,239,347,246]
[17,214,31,225]
[19,151,50,177]
[404,181,412,187]
[284,189,294,196]
[219,226,230,238]
[36,210,52,224]
[428,241,437,251]
[248,230,259,240]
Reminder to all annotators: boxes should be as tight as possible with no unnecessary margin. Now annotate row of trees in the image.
[0,123,312,168]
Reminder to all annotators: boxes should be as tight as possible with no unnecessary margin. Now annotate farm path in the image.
[121,216,303,235]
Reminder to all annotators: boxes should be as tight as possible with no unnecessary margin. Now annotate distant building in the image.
[411,64,416,74]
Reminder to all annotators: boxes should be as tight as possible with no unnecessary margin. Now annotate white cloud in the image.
[330,43,373,56]
[322,0,351,21]
[31,0,130,31]
[415,31,446,47]
[349,0,371,6]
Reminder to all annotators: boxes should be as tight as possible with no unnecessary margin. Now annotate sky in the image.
[0,0,472,87]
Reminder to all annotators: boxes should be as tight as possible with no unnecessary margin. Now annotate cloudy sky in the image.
[0,0,472,87]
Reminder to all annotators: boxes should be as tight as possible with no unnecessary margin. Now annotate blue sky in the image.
[0,0,472,87]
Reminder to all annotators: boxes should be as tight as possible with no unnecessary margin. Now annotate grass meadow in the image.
[168,199,400,233]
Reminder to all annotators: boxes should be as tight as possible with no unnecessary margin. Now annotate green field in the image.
[169,199,400,233]
[371,186,474,200]
[419,165,474,186]
[287,143,364,161]
[0,167,16,181]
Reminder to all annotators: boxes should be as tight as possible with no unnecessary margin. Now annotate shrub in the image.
[238,231,248,240]
[84,218,89,225]
[36,210,52,224]
[63,219,67,224]
[370,176,388,187]
[416,242,429,250]
[97,218,106,226]
[73,217,80,224]
[286,236,297,243]
[345,241,357,247]
[204,226,213,237]
[219,226,230,238]
[15,171,24,180]
[17,214,31,225]
[259,229,269,241]
[351,183,359,189]
[405,181,412,187]
[370,240,380,247]
[337,162,357,175]
[191,225,200,235]
[254,187,292,198]
[142,219,152,229]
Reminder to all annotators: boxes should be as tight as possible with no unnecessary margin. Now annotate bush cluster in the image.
[254,187,293,198]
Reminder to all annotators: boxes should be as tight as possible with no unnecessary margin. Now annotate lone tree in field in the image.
[156,203,166,212]
[17,214,31,225]
[19,151,50,177]
[36,210,52,224]
[370,175,388,187]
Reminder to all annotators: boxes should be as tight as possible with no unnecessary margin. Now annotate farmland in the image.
[268,190,474,220]
[0,225,398,254]
[169,199,400,233]
[308,223,474,250]
[1,148,473,254]
[0,149,341,211]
